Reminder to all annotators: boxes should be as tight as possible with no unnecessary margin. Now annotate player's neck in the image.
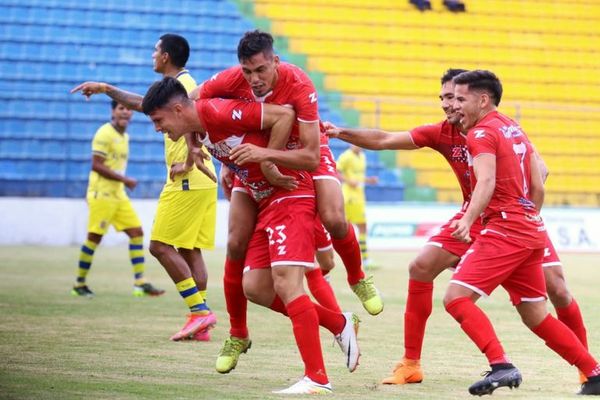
[162,65,184,78]
[110,122,125,134]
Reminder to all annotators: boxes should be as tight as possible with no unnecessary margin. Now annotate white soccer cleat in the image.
[335,312,360,372]
[273,376,332,395]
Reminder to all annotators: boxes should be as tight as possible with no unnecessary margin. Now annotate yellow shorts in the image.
[87,197,141,235]
[151,188,217,250]
[343,186,366,225]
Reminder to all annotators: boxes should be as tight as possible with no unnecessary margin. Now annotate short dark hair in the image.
[159,33,190,68]
[237,29,274,62]
[142,77,189,115]
[441,68,468,85]
[453,70,503,106]
[111,100,118,110]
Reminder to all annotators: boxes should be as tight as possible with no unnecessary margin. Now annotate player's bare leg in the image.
[314,179,383,315]
[544,264,589,382]
[216,191,256,373]
[383,245,459,384]
[150,240,215,340]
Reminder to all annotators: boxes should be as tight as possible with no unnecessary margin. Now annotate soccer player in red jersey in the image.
[444,70,600,396]
[142,77,360,394]
[189,30,381,372]
[326,68,590,386]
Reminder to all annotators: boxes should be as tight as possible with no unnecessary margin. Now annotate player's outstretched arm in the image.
[71,82,144,112]
[325,121,418,151]
[91,155,137,190]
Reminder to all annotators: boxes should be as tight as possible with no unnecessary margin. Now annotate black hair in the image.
[441,68,468,85]
[159,33,190,68]
[237,29,274,62]
[111,100,118,110]
[453,70,503,106]
[142,77,189,115]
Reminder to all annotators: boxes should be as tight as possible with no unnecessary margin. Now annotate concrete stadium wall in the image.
[0,198,598,252]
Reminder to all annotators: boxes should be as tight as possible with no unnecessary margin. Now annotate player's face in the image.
[149,106,185,141]
[152,40,167,73]
[439,81,461,125]
[453,84,482,131]
[112,104,133,130]
[240,52,280,97]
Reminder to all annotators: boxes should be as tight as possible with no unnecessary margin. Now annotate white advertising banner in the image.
[365,203,600,253]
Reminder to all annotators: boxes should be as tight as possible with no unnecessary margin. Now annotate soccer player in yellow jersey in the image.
[72,100,164,298]
[72,34,218,341]
[336,145,379,268]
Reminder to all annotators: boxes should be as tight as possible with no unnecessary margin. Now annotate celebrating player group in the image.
[71,29,600,396]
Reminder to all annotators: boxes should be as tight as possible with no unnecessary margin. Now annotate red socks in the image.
[306,268,342,313]
[532,314,599,376]
[404,279,434,360]
[556,298,588,349]
[223,257,248,339]
[445,297,509,364]
[331,223,364,286]
[286,295,328,384]
[270,296,345,335]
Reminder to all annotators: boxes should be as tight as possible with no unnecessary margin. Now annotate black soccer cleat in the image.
[468,364,522,396]
[71,285,95,298]
[578,375,600,395]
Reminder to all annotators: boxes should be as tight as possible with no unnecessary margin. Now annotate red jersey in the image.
[410,121,471,203]
[200,62,328,146]
[467,111,545,248]
[195,98,314,209]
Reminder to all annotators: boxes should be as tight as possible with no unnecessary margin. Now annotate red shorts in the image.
[314,216,332,252]
[425,211,484,258]
[450,230,546,305]
[542,231,562,268]
[244,197,316,271]
[311,145,340,182]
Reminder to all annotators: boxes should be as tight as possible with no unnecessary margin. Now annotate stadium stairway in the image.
[251,0,600,206]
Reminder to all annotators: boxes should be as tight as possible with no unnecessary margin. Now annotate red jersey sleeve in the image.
[467,127,498,158]
[199,66,243,100]
[409,122,444,148]
[291,81,319,123]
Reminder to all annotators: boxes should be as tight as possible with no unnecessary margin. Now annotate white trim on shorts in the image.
[298,118,319,123]
[520,296,546,302]
[425,241,443,248]
[271,261,315,268]
[542,261,562,268]
[449,279,489,298]
[317,244,333,252]
[232,187,250,195]
[312,175,341,183]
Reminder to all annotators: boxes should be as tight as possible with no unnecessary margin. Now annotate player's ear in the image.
[273,54,280,67]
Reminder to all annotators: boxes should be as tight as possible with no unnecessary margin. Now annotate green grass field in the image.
[1,246,598,399]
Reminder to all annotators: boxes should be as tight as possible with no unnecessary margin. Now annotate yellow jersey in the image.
[337,148,367,193]
[87,122,129,200]
[162,70,217,192]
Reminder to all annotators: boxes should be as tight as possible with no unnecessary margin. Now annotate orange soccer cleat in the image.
[381,358,424,385]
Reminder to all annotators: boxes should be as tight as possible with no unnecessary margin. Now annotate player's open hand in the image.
[123,176,138,190]
[229,143,269,165]
[261,162,298,191]
[169,162,191,181]
[450,218,472,243]
[323,121,341,138]
[70,82,108,100]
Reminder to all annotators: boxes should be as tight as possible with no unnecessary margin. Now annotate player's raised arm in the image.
[325,122,418,151]
[71,81,144,112]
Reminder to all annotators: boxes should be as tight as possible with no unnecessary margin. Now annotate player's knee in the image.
[409,258,434,281]
[547,283,572,308]
[321,215,347,239]
[149,240,167,259]
[226,237,249,260]
[242,280,269,306]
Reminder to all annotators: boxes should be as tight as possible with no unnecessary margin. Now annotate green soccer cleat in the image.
[133,282,165,297]
[71,285,94,298]
[351,276,383,315]
[215,336,251,374]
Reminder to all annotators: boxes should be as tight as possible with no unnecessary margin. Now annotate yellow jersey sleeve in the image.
[87,123,129,200]
[162,70,217,192]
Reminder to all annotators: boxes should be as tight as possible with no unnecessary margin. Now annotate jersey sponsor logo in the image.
[308,92,317,103]
[499,124,524,139]
[474,129,485,138]
[544,247,551,257]
[277,245,287,255]
[232,109,243,120]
